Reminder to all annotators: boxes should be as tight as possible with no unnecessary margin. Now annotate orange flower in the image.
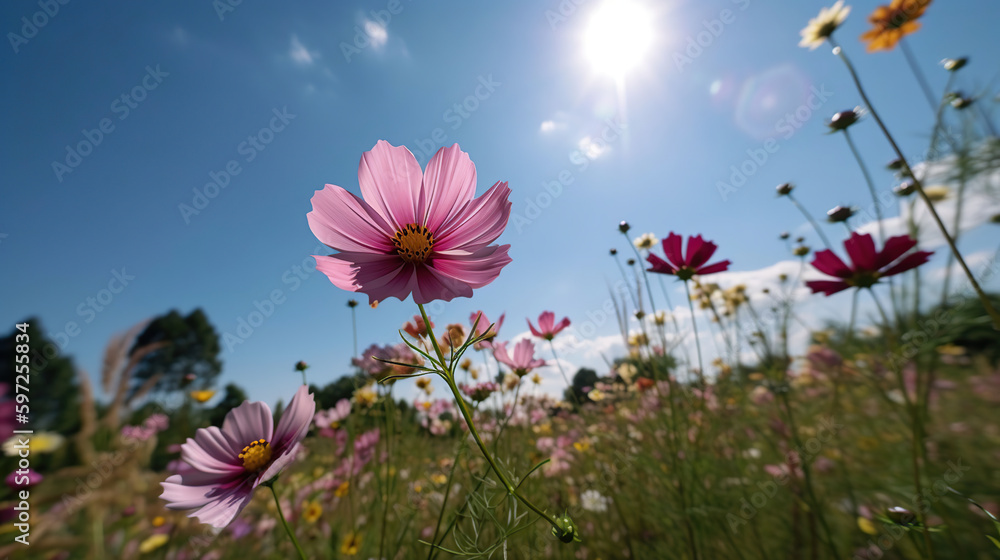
[860,0,932,52]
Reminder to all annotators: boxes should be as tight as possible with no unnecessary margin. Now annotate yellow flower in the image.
[627,332,648,347]
[860,0,931,52]
[3,432,64,456]
[800,1,851,49]
[588,389,605,402]
[189,390,216,403]
[459,358,472,371]
[302,501,323,523]
[922,185,950,201]
[531,372,542,385]
[151,515,166,528]
[857,517,879,535]
[573,440,590,453]
[935,343,965,356]
[341,532,362,556]
[469,368,480,380]
[415,377,431,390]
[139,534,169,554]
[353,383,378,407]
[335,481,350,498]
[617,363,638,384]
[431,473,448,486]
[652,311,668,326]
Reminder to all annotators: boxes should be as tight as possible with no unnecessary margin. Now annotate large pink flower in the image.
[308,141,512,305]
[160,385,315,528]
[527,311,570,341]
[806,232,932,296]
[493,339,546,377]
[646,233,731,280]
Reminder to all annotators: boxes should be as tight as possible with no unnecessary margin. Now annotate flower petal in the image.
[805,280,850,296]
[881,250,933,278]
[694,260,730,275]
[429,244,512,290]
[221,401,273,451]
[875,235,917,270]
[307,184,395,253]
[357,140,423,231]
[420,144,477,232]
[272,385,316,454]
[314,253,413,305]
[412,263,476,304]
[844,233,877,272]
[661,233,684,268]
[181,426,243,475]
[810,250,851,279]
[435,181,511,252]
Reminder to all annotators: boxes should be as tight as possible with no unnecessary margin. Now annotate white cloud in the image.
[289,34,318,66]
[363,20,388,50]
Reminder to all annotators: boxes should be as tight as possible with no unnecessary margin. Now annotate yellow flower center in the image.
[238,439,272,472]
[392,223,434,264]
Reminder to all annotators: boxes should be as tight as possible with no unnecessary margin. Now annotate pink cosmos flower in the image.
[160,385,315,528]
[470,311,504,349]
[527,311,570,341]
[493,339,546,377]
[307,141,512,305]
[806,233,932,296]
[646,232,731,280]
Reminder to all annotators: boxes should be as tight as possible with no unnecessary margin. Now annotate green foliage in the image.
[129,309,223,396]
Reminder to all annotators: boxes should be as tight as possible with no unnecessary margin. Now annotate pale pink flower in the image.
[308,141,512,305]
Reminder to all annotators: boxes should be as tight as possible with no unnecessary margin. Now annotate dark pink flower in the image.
[646,233,731,280]
[493,339,546,377]
[527,311,570,341]
[160,385,315,528]
[806,233,932,296]
[308,141,512,305]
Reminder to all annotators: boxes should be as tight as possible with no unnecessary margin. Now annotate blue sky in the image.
[3,0,999,408]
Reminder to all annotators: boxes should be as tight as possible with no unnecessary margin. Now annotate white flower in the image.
[632,232,658,251]
[799,1,851,49]
[581,489,609,513]
[617,363,638,384]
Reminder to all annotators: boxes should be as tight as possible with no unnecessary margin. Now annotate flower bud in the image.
[552,512,581,543]
[609,248,618,256]
[618,221,630,234]
[826,205,855,223]
[627,258,636,266]
[793,245,810,257]
[886,158,905,171]
[295,361,309,372]
[347,299,359,308]
[941,57,967,72]
[893,181,916,196]
[779,231,790,240]
[827,108,862,131]
[887,506,917,526]
[776,183,794,196]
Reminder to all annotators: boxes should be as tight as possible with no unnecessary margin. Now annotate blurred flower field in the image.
[4,1,1000,559]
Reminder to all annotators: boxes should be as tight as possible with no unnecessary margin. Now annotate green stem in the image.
[267,483,308,560]
[842,128,884,243]
[829,38,1000,331]
[549,340,580,407]
[787,193,833,251]
[899,38,938,114]
[427,443,464,560]
[416,303,567,538]
[683,280,705,385]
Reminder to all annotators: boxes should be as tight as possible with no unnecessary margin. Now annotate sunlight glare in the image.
[583,1,654,78]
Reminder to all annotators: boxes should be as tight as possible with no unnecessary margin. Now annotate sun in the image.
[583,1,654,78]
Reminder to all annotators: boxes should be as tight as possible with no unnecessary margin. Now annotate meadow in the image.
[4,1,1000,559]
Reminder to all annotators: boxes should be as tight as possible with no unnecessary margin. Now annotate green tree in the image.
[0,319,80,434]
[564,367,599,404]
[129,309,222,396]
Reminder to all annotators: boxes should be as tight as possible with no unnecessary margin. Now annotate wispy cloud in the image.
[289,34,319,66]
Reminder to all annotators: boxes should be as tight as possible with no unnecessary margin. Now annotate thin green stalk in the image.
[549,340,580,407]
[427,444,464,560]
[683,280,705,385]
[416,304,567,538]
[787,193,833,251]
[379,385,395,560]
[899,38,937,114]
[829,38,1000,331]
[842,128,885,243]
[267,483,308,560]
